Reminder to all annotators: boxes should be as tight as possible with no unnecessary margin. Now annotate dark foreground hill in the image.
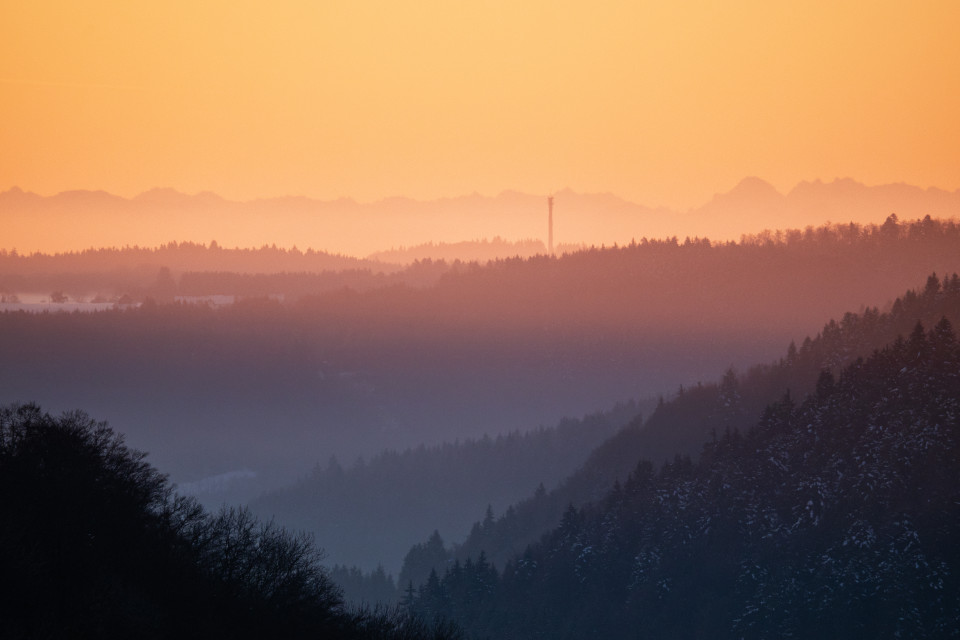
[0,404,459,640]
[408,321,960,639]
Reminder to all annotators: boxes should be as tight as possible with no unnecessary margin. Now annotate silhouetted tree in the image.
[0,404,458,639]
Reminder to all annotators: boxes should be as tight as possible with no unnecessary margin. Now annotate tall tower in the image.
[547,195,554,255]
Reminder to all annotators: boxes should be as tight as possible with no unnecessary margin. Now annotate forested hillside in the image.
[251,402,641,575]
[0,242,433,303]
[409,320,960,638]
[0,404,459,639]
[398,273,960,578]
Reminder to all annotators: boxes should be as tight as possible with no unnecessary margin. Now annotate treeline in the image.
[250,401,642,577]
[330,565,403,610]
[367,237,549,264]
[4,216,959,314]
[0,241,407,301]
[176,258,450,299]
[0,240,381,273]
[394,273,960,580]
[0,404,460,639]
[417,215,960,336]
[408,320,960,638]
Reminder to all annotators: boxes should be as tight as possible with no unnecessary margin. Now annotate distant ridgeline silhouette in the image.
[2,177,958,257]
[366,238,555,264]
[2,214,960,307]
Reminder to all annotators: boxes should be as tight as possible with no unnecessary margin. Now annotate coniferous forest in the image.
[405,319,960,638]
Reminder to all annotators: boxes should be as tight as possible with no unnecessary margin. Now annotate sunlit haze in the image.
[4,3,960,630]
[3,0,959,216]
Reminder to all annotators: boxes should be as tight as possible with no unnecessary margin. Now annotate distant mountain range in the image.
[2,179,958,259]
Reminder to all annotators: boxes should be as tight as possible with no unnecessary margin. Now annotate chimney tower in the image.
[547,195,554,255]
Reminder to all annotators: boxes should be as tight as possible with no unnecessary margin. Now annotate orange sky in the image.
[2,1,959,210]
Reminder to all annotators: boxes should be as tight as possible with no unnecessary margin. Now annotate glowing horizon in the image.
[2,1,959,214]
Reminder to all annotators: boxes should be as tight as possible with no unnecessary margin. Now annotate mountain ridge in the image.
[2,178,958,259]
[5,176,959,209]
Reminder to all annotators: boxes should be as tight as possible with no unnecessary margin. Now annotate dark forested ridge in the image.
[0,404,460,639]
[399,273,960,579]
[409,321,960,638]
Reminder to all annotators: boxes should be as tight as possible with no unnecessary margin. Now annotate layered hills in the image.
[407,316,960,638]
[3,178,958,258]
